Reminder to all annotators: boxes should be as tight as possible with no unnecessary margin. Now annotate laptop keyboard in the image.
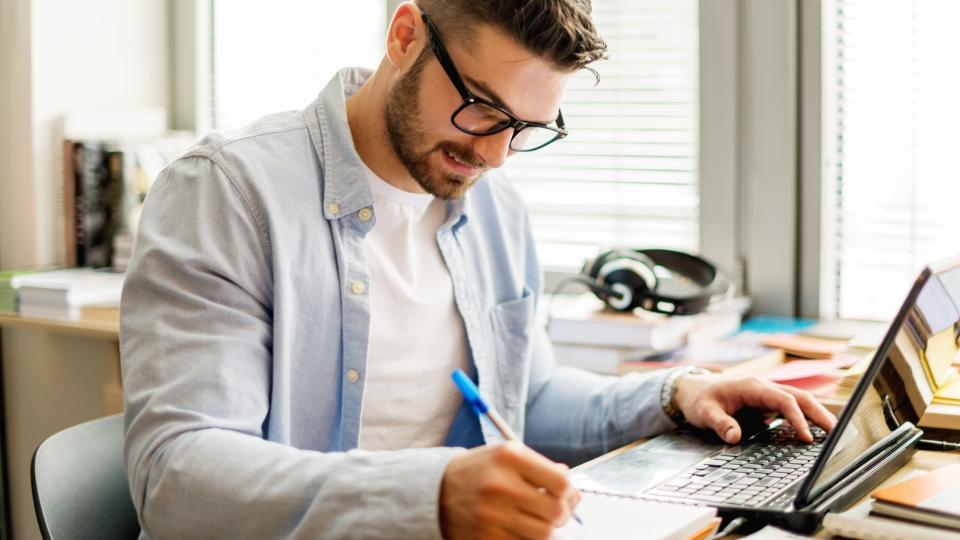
[646,423,827,507]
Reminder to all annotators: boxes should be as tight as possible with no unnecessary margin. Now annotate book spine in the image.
[79,142,111,268]
[73,142,89,266]
[63,140,77,266]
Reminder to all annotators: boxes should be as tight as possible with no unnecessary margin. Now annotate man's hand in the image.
[673,372,838,444]
[439,441,581,540]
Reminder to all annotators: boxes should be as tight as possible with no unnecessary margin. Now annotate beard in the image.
[384,54,486,200]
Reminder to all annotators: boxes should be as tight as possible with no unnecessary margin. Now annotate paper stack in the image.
[14,268,125,321]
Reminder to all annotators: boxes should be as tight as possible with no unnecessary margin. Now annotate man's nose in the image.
[474,129,515,169]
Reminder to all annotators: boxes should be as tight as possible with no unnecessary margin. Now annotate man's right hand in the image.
[438,442,581,540]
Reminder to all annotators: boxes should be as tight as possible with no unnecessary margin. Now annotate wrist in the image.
[660,366,710,424]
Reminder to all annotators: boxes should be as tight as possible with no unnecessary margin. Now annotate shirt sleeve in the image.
[121,154,458,539]
[522,327,679,466]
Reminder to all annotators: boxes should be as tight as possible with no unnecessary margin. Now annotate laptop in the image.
[571,257,960,533]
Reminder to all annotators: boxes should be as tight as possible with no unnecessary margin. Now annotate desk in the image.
[0,311,119,340]
[0,310,121,414]
[572,440,960,538]
[0,309,122,540]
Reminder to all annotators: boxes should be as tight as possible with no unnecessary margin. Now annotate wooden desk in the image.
[0,309,122,414]
[0,310,119,340]
[572,439,960,538]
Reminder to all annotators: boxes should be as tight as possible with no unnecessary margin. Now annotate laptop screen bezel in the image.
[792,266,934,507]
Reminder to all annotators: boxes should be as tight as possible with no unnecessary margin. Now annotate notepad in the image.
[552,492,718,540]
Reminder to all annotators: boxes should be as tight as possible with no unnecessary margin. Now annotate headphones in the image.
[572,248,730,315]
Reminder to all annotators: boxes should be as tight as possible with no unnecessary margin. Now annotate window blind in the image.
[504,0,699,271]
[826,0,960,320]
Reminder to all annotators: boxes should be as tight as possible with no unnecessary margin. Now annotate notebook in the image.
[552,493,718,540]
[871,463,960,529]
[822,497,960,540]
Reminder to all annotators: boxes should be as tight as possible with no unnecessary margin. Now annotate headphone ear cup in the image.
[601,267,651,311]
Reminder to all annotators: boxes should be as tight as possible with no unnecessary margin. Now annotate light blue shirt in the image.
[121,67,678,539]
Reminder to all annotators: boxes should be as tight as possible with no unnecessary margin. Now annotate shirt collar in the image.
[305,66,473,227]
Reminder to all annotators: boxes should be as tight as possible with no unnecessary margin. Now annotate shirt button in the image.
[327,202,340,215]
[358,207,373,221]
[351,281,366,295]
[345,369,360,383]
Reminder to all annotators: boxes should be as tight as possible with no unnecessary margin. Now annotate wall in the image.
[0,1,169,538]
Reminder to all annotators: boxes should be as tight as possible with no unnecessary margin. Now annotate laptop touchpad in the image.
[571,431,724,495]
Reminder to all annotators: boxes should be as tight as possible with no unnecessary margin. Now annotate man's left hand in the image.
[672,372,838,444]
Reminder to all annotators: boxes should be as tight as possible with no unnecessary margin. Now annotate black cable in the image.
[918,439,960,451]
[883,395,960,452]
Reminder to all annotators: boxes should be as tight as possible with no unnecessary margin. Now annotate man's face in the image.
[384,23,569,200]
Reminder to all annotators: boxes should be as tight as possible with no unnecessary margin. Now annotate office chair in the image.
[31,414,140,540]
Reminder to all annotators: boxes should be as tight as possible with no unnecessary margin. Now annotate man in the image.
[121,1,837,538]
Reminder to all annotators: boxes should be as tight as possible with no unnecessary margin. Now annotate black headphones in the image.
[572,248,730,315]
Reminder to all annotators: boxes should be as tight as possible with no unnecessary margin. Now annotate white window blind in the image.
[825,0,960,320]
[211,0,385,131]
[505,0,699,271]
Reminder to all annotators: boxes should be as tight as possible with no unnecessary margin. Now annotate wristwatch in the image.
[659,366,711,425]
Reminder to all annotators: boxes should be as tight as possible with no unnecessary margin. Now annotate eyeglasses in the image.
[421,12,568,152]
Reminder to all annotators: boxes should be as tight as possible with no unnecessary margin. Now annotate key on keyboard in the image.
[647,423,826,507]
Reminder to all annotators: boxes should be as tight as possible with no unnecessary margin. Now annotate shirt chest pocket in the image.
[490,287,535,410]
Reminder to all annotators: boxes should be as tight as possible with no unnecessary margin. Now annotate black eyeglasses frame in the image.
[420,12,568,152]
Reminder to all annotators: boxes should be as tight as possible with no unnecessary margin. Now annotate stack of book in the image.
[0,268,54,314]
[823,464,960,539]
[14,268,125,321]
[546,294,750,375]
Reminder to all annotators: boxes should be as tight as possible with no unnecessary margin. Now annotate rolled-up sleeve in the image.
[522,326,677,466]
[121,155,458,539]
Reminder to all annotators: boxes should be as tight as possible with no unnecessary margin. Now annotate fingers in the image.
[492,443,577,523]
[739,378,832,443]
[501,443,574,499]
[780,385,838,432]
[697,400,742,444]
[757,385,813,442]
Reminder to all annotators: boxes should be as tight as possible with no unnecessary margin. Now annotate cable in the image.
[708,517,748,539]
[918,439,960,451]
[883,395,960,452]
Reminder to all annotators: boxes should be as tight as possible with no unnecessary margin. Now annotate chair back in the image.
[31,414,140,540]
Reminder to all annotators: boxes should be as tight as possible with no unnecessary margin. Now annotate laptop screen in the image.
[800,259,960,502]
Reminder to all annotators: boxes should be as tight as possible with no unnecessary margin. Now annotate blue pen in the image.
[452,369,584,526]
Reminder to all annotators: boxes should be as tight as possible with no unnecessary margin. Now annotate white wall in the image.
[0,1,169,538]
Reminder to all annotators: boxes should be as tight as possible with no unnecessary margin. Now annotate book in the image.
[14,269,124,321]
[64,141,123,269]
[758,333,849,359]
[919,403,960,430]
[551,493,718,540]
[553,343,652,375]
[870,463,960,530]
[0,268,59,314]
[618,340,785,376]
[822,497,960,540]
[547,294,748,351]
[548,294,698,350]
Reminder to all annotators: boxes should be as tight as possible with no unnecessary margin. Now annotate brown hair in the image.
[416,0,608,77]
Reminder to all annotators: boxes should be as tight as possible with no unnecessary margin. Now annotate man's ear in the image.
[385,2,426,71]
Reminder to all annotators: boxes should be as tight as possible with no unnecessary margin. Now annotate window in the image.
[208,0,701,274]
[823,0,960,320]
[210,0,385,131]
[505,0,700,271]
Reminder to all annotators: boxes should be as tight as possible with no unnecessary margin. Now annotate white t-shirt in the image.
[357,167,470,450]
